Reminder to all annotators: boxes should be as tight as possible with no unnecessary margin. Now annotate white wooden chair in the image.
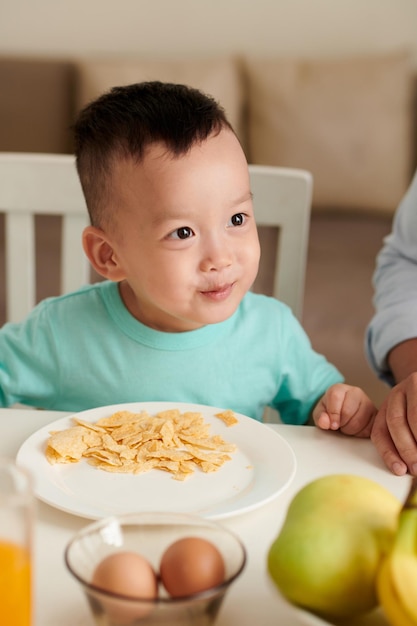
[0,152,90,324]
[0,155,312,326]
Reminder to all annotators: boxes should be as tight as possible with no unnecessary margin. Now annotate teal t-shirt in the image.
[0,282,343,423]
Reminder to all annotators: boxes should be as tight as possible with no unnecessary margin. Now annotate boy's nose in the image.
[200,237,233,272]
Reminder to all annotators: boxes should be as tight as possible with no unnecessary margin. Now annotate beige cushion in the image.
[246,52,414,213]
[75,57,245,143]
[0,58,74,153]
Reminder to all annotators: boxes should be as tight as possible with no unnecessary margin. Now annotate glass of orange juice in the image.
[0,459,33,626]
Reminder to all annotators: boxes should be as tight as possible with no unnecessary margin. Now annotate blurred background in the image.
[1,0,417,406]
[1,0,416,61]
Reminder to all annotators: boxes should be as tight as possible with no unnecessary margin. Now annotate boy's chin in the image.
[199,304,240,326]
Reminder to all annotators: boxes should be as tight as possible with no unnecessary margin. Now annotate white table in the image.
[1,408,409,626]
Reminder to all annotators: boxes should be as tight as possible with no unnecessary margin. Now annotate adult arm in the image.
[366,170,417,474]
[366,169,417,384]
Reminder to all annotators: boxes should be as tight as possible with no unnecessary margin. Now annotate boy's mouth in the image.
[200,283,235,301]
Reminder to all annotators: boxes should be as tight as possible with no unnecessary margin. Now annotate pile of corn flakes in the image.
[45,408,238,481]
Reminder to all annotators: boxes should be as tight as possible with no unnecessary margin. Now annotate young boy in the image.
[0,81,375,436]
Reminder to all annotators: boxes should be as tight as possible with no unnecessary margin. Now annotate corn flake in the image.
[215,409,239,426]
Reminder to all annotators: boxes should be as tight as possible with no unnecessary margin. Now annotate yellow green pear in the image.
[267,474,401,620]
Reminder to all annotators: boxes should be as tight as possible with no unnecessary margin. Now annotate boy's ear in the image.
[82,226,126,282]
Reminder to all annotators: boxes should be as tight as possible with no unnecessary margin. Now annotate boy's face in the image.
[101,129,260,332]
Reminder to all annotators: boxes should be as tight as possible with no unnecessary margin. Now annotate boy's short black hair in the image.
[73,81,234,226]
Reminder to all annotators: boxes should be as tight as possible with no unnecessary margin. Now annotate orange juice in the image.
[0,540,31,625]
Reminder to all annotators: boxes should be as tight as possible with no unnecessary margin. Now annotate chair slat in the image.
[5,213,36,323]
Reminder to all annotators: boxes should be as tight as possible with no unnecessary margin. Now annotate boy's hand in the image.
[312,383,376,438]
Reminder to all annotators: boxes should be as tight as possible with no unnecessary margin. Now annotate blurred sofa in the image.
[1,50,416,214]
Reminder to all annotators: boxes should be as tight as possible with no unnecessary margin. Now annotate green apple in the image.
[267,474,401,620]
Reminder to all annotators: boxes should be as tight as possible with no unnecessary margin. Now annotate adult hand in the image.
[371,372,417,476]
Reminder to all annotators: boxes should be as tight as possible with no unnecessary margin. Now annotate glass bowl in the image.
[65,511,246,625]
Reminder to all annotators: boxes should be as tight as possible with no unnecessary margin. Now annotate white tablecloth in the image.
[1,408,408,626]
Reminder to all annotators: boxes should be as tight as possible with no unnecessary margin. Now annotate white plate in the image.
[16,401,296,520]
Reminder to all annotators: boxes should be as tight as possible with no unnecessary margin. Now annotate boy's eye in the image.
[229,213,246,227]
[170,226,194,240]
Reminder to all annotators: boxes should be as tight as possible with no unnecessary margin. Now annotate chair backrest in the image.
[0,155,312,325]
[0,152,90,323]
[249,164,312,320]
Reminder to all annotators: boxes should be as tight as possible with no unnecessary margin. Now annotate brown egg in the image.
[91,551,158,624]
[160,536,226,597]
